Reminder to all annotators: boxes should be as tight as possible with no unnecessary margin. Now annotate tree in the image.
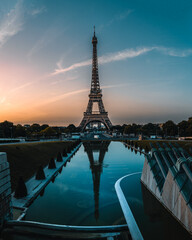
[40,127,56,137]
[186,117,192,136]
[66,124,77,133]
[14,124,26,137]
[124,125,133,134]
[29,123,41,134]
[0,120,14,138]
[162,120,177,137]
[41,124,49,130]
[178,120,188,137]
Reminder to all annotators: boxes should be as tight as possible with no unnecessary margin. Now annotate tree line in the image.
[113,117,192,137]
[0,121,80,138]
[0,117,192,138]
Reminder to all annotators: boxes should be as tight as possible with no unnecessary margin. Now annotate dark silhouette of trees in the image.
[1,116,192,139]
[41,124,49,130]
[14,124,26,137]
[29,123,41,133]
[178,120,188,137]
[163,120,177,137]
[40,127,56,137]
[0,120,14,138]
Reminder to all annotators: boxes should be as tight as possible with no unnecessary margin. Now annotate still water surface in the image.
[25,141,144,226]
[25,141,191,239]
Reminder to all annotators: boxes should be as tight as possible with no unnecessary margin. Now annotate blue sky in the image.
[0,0,192,125]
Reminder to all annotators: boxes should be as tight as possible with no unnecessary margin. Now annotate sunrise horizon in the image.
[0,0,192,127]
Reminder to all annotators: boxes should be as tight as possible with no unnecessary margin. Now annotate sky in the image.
[0,0,192,126]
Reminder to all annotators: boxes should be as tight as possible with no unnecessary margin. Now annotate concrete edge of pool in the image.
[115,172,144,240]
[2,142,144,240]
[1,221,130,239]
[2,173,142,240]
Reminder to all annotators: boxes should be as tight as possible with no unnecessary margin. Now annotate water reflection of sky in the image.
[25,141,145,226]
[24,141,191,239]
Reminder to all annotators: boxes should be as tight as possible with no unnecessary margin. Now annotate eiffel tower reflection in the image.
[83,141,111,220]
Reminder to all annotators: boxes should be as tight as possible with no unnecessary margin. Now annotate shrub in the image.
[14,177,27,198]
[48,157,56,169]
[36,165,46,180]
[57,152,63,162]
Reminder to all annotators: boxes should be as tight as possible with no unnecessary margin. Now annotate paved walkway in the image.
[12,143,81,209]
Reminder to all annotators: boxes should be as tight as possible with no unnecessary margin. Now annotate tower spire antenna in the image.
[94,25,95,36]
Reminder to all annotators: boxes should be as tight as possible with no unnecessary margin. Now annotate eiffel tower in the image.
[79,28,112,131]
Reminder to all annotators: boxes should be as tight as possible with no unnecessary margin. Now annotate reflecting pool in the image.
[24,141,191,239]
[25,141,144,226]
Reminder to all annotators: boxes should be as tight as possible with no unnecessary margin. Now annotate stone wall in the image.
[141,157,192,234]
[0,152,12,225]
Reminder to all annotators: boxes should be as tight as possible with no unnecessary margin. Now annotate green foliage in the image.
[0,120,14,138]
[124,125,133,134]
[15,124,26,137]
[41,124,49,130]
[141,123,161,136]
[40,127,56,137]
[29,123,41,133]
[163,120,177,137]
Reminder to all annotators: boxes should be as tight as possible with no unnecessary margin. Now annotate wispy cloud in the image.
[31,6,46,16]
[117,9,134,20]
[52,46,192,76]
[50,76,77,85]
[99,9,134,30]
[102,83,129,89]
[155,47,192,57]
[27,26,64,59]
[51,47,153,75]
[41,83,128,106]
[99,47,153,64]
[41,88,89,105]
[0,0,24,48]
[9,82,33,94]
[52,59,92,76]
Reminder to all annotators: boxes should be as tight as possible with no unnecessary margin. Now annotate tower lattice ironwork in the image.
[79,28,112,131]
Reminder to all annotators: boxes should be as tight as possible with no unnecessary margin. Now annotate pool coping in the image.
[115,172,144,240]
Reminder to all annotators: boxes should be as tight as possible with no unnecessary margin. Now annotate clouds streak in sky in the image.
[41,83,129,106]
[0,0,24,48]
[52,46,192,76]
